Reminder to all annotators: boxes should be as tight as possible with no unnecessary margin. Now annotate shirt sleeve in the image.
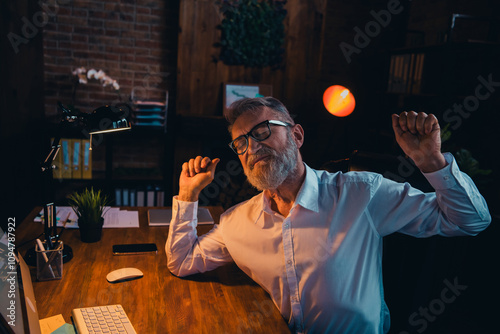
[165,196,233,277]
[368,153,491,237]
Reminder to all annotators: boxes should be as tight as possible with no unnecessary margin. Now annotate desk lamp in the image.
[27,103,131,264]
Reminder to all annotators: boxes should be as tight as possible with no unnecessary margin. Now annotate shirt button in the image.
[444,176,450,180]
[287,260,292,265]
[283,223,289,229]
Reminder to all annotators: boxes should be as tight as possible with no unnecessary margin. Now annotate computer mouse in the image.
[106,268,144,283]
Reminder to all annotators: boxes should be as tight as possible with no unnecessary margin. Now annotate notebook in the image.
[147,207,214,226]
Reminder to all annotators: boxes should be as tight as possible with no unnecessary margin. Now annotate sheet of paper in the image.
[39,314,67,334]
[103,208,140,228]
[37,207,139,228]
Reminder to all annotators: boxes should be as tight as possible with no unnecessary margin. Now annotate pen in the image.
[56,211,71,242]
[43,205,54,250]
[36,238,56,279]
[62,211,71,227]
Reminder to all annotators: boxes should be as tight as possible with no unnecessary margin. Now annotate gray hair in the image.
[225,97,295,132]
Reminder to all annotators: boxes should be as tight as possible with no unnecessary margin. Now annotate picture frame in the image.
[223,83,273,115]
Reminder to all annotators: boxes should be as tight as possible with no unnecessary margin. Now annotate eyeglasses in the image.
[229,120,291,155]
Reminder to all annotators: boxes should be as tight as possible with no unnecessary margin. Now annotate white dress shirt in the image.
[165,153,490,333]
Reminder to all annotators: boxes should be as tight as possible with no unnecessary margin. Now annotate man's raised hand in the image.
[178,156,220,202]
[391,111,446,173]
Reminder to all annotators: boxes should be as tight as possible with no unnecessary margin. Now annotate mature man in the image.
[166,97,490,333]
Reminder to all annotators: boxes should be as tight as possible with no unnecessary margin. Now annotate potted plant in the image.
[68,187,110,243]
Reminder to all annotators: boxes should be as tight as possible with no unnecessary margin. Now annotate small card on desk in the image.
[148,208,214,226]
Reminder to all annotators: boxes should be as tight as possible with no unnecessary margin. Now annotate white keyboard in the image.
[72,304,137,334]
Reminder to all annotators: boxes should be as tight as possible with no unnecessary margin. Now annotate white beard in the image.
[244,133,298,191]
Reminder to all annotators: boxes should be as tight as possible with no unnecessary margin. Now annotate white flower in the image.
[72,67,86,76]
[102,75,114,87]
[78,75,88,84]
[87,69,97,79]
[95,70,105,80]
[71,68,120,91]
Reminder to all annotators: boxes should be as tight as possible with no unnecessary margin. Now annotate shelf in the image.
[385,42,499,98]
[383,91,469,100]
[390,41,500,54]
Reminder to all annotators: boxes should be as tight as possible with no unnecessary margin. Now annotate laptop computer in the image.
[148,207,214,226]
[0,229,42,334]
[1,229,136,334]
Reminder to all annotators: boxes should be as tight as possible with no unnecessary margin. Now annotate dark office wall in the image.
[0,0,45,231]
[175,0,327,117]
[172,0,408,196]
[300,0,412,167]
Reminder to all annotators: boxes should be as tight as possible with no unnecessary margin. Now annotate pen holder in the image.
[36,240,63,281]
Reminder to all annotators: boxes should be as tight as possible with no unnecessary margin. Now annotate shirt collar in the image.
[294,163,320,213]
[256,162,319,225]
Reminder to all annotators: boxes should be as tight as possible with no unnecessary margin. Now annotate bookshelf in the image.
[384,42,500,110]
[387,52,425,95]
[386,14,500,107]
[101,119,174,207]
[48,96,174,208]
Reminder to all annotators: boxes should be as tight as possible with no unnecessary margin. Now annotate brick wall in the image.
[43,0,178,117]
[42,0,179,172]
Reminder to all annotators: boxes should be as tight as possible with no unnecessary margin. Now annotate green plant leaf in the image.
[67,187,110,226]
[217,0,287,67]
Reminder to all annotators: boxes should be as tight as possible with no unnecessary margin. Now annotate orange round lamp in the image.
[323,85,356,117]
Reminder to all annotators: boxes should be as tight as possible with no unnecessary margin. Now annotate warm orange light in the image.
[323,85,356,117]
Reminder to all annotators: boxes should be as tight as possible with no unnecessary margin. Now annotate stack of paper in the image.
[102,208,139,228]
[36,207,140,228]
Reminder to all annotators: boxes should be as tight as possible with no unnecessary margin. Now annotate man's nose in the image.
[247,137,262,154]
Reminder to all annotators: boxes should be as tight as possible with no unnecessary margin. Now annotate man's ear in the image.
[292,124,305,149]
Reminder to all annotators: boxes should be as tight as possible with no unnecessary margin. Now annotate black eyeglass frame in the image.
[229,119,291,155]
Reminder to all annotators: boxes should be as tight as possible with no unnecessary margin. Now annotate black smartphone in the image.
[112,243,158,255]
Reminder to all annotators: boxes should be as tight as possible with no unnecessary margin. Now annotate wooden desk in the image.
[16,207,290,333]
